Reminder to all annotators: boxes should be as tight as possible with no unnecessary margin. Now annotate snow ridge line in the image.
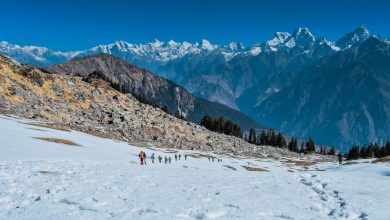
[299,173,367,220]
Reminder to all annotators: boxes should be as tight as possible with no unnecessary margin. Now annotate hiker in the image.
[169,156,172,164]
[151,153,155,163]
[158,155,162,163]
[212,157,214,162]
[208,157,210,162]
[165,156,168,164]
[179,154,181,160]
[138,151,146,165]
[185,154,187,160]
[338,153,343,165]
[175,154,178,161]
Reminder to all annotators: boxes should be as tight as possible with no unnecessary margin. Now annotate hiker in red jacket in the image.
[139,151,147,165]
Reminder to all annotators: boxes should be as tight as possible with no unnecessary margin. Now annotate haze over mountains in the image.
[1,26,389,150]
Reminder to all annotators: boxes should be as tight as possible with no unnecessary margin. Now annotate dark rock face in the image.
[47,54,260,130]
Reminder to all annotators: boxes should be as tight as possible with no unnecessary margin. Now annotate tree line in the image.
[346,142,390,160]
[200,114,243,138]
[200,115,336,155]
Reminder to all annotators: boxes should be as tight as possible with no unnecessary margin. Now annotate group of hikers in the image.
[138,151,189,165]
[208,157,222,162]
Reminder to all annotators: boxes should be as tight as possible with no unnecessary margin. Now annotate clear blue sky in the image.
[2,0,389,51]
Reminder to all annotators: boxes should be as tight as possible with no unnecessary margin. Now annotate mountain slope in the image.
[46,54,260,130]
[251,37,390,150]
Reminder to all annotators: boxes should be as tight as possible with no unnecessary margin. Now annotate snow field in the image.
[0,116,389,219]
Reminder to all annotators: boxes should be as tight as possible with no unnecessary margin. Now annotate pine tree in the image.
[216,117,225,133]
[276,133,286,148]
[259,130,267,145]
[300,142,306,154]
[366,145,374,158]
[305,138,315,153]
[328,147,336,156]
[360,145,367,158]
[347,145,360,160]
[287,137,298,152]
[248,128,257,144]
[201,114,212,128]
[269,129,276,146]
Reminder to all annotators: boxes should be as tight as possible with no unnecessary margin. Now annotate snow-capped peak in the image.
[150,39,165,48]
[269,32,290,45]
[200,39,215,51]
[228,41,245,51]
[167,40,179,47]
[283,27,316,48]
[336,26,370,50]
[275,32,291,42]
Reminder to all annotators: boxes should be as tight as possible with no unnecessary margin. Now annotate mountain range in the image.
[1,26,389,150]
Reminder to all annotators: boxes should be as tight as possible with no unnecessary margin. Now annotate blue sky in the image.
[2,0,389,51]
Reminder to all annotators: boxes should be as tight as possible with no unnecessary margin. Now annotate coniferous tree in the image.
[276,133,286,148]
[248,128,257,144]
[223,120,233,136]
[232,124,243,139]
[360,145,367,158]
[328,147,336,156]
[366,145,374,158]
[347,145,360,160]
[287,137,299,152]
[259,130,267,145]
[305,138,316,153]
[269,129,276,146]
[300,142,306,154]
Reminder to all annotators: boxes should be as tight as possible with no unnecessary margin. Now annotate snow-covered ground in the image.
[0,116,389,220]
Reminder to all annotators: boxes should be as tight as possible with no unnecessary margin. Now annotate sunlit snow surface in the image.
[0,116,389,219]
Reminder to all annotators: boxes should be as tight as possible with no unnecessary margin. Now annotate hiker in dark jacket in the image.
[184,154,187,160]
[169,156,172,164]
[179,154,181,160]
[338,153,343,165]
[175,154,178,161]
[151,153,155,163]
[158,155,162,163]
[164,156,168,164]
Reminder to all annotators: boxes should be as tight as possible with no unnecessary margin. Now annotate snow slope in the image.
[0,116,389,219]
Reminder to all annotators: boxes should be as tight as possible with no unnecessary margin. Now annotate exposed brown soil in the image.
[33,137,80,146]
[242,165,269,172]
